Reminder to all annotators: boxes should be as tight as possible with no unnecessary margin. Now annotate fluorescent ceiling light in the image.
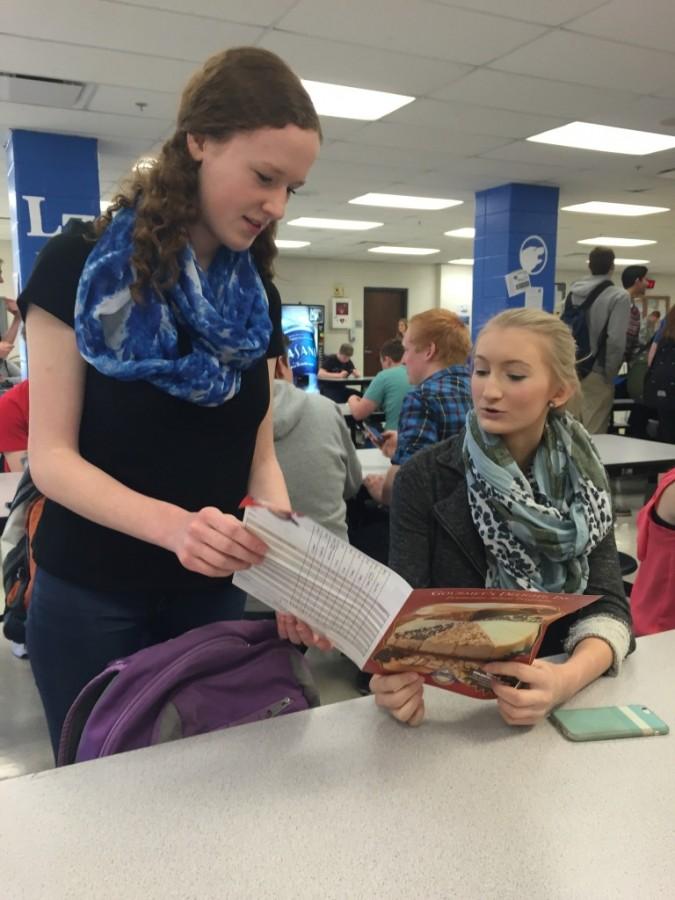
[350,193,462,210]
[445,227,475,238]
[368,246,439,256]
[527,121,675,156]
[613,257,651,265]
[275,239,311,249]
[562,201,669,217]
[577,236,656,247]
[287,217,383,231]
[448,258,474,266]
[301,79,414,121]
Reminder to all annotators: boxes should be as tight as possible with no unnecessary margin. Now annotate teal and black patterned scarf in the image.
[75,207,272,406]
[463,409,613,593]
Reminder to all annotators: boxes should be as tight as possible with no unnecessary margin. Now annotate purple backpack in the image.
[57,620,319,766]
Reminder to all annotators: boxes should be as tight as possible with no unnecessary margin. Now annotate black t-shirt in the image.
[322,353,355,375]
[19,232,283,591]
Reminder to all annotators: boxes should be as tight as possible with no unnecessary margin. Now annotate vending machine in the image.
[281,304,325,392]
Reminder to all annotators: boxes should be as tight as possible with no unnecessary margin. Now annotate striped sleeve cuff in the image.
[563,615,632,676]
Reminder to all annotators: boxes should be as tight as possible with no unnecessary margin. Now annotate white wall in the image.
[439,263,473,322]
[274,255,439,371]
[0,239,17,336]
[0,239,15,294]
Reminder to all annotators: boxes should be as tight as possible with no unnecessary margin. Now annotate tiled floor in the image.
[0,474,647,783]
[0,641,52,779]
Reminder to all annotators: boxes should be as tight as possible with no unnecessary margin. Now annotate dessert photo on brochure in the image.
[233,500,597,700]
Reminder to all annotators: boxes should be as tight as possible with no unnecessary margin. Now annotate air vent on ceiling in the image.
[0,72,88,108]
[625,187,651,192]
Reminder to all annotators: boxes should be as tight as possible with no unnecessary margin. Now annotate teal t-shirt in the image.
[363,365,412,430]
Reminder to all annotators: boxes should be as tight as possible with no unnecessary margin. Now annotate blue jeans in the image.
[26,568,246,758]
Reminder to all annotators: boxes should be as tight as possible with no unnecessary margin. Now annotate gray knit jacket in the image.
[390,434,635,671]
[567,275,631,381]
[273,380,362,541]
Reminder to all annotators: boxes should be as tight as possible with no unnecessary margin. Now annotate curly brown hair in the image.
[96,47,321,300]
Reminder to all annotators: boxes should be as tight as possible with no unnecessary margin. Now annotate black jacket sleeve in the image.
[389,452,436,588]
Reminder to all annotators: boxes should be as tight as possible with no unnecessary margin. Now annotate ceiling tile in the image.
[320,140,443,170]
[0,101,169,142]
[346,121,513,157]
[4,0,675,270]
[386,98,565,140]
[430,69,635,120]
[0,34,197,92]
[88,85,178,120]
[490,30,675,94]
[5,0,264,62]
[434,0,610,26]
[401,156,577,191]
[596,95,675,135]
[277,0,547,65]
[109,0,299,26]
[567,0,675,55]
[316,119,371,142]
[480,138,641,170]
[259,30,471,95]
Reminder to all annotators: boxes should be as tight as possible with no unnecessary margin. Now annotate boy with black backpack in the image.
[562,247,630,434]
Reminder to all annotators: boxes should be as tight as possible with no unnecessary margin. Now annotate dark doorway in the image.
[363,287,407,376]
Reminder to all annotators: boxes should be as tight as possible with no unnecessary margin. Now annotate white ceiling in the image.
[2,0,675,271]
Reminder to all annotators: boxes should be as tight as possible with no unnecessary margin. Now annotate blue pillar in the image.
[472,183,559,341]
[6,130,100,292]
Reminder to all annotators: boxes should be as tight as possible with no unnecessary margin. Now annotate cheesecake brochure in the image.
[233,500,598,700]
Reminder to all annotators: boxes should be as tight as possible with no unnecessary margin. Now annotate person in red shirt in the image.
[630,468,675,636]
[0,379,29,471]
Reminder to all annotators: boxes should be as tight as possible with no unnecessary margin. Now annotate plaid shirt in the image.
[392,365,471,466]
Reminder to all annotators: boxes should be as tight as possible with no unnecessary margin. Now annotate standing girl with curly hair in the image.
[19,47,323,755]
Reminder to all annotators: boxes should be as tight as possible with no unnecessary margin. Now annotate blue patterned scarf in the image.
[75,207,272,406]
[463,409,613,594]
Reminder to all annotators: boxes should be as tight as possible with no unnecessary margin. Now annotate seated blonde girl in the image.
[371,308,634,727]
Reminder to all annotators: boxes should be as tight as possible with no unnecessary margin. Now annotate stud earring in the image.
[548,400,556,408]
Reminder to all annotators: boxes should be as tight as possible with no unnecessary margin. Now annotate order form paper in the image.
[233,506,411,667]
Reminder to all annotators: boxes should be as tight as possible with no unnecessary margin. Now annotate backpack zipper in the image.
[226,697,293,729]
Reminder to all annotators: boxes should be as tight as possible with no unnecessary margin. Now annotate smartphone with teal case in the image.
[550,705,669,742]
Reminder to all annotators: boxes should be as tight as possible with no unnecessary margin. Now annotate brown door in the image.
[363,287,407,376]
